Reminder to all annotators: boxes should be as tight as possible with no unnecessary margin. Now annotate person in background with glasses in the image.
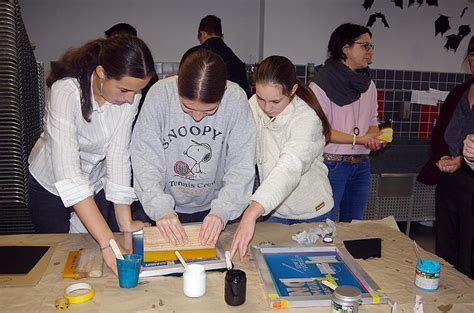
[309,23,387,222]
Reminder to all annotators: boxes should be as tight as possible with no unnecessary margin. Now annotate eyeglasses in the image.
[354,41,375,50]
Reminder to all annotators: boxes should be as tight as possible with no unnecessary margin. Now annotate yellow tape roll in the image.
[63,283,95,304]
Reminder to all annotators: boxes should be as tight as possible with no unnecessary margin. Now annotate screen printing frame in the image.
[133,230,227,277]
[252,245,389,308]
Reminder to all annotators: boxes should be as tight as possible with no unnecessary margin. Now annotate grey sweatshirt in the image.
[131,76,256,225]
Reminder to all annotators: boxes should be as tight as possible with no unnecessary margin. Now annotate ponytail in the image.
[46,35,155,122]
[294,79,330,141]
[47,39,103,122]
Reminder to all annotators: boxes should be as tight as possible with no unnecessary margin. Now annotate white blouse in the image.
[29,77,139,207]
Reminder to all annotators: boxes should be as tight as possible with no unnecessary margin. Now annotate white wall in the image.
[264,0,473,72]
[20,0,473,74]
[20,0,260,73]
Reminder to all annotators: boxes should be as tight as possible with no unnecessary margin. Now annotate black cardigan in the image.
[417,77,474,185]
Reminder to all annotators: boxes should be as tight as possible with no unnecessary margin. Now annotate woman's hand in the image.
[101,241,128,274]
[101,246,118,275]
[230,216,257,262]
[199,214,224,245]
[156,213,188,245]
[122,221,150,252]
[120,220,146,233]
[230,202,265,262]
[114,204,145,233]
[436,155,463,173]
[357,131,383,150]
[366,137,386,151]
[101,240,133,275]
[463,134,474,161]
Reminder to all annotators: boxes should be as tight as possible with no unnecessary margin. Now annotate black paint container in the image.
[225,269,246,306]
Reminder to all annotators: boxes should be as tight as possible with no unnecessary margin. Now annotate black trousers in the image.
[435,166,474,278]
[28,174,119,233]
[131,200,210,224]
[176,209,211,223]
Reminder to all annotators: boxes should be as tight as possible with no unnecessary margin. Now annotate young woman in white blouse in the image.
[230,56,333,261]
[28,35,155,273]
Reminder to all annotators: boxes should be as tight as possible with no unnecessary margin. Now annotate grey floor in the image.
[398,221,436,254]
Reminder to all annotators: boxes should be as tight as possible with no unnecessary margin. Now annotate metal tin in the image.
[415,259,440,291]
[331,285,362,313]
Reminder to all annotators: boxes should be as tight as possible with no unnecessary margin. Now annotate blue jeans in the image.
[324,159,371,222]
[265,210,334,225]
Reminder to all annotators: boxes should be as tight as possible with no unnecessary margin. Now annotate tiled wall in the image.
[156,61,472,140]
[304,65,471,140]
[371,69,471,140]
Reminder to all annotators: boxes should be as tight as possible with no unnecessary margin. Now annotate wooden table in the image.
[1,217,473,312]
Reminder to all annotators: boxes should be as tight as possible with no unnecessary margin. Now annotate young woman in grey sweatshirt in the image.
[131,50,256,245]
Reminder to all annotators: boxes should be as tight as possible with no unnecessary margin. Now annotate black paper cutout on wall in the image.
[392,0,403,9]
[435,15,450,36]
[460,7,468,18]
[408,0,415,7]
[444,25,471,52]
[367,12,390,28]
[362,0,375,10]
[426,0,438,6]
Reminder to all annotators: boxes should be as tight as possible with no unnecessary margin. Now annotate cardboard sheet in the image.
[2,221,474,312]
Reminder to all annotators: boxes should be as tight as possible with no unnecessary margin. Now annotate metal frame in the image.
[252,245,389,308]
[132,230,227,277]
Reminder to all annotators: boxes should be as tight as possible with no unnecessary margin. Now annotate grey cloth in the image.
[445,88,474,156]
[130,76,256,225]
[312,58,372,107]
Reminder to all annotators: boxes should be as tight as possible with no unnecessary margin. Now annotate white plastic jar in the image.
[183,264,206,298]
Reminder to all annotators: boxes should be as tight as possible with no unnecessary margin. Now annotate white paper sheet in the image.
[410,88,449,106]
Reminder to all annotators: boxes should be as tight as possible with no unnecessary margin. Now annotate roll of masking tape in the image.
[63,283,95,304]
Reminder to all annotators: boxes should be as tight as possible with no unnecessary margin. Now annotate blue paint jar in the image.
[415,259,441,291]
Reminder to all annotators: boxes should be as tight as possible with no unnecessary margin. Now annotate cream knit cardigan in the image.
[249,94,333,220]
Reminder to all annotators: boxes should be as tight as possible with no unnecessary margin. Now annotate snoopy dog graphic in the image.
[183,140,212,177]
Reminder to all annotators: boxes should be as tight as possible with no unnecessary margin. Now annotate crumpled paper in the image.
[292,219,336,244]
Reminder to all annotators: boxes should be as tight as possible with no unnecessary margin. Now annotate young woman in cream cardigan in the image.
[231,56,333,261]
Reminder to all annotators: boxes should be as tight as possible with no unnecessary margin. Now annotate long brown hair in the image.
[177,50,227,103]
[255,55,330,141]
[46,35,155,122]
